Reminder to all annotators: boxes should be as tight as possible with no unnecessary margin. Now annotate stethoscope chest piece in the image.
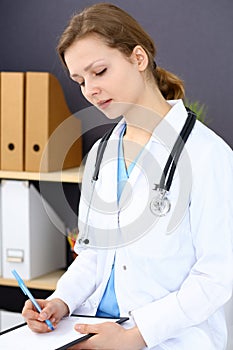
[150,187,171,216]
[149,109,196,217]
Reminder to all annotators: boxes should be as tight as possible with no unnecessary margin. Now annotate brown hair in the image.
[57,3,185,99]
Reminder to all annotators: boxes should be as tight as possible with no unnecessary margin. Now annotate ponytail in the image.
[153,66,185,100]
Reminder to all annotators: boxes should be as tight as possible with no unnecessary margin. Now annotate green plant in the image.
[184,99,208,124]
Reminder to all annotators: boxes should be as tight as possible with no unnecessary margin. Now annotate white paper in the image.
[0,316,122,350]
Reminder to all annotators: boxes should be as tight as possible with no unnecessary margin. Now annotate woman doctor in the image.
[22,3,233,349]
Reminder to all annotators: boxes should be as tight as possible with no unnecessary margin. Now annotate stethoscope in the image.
[79,108,196,244]
[150,108,196,216]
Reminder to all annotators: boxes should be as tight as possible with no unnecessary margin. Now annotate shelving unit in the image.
[0,270,65,291]
[0,166,83,296]
[0,166,83,184]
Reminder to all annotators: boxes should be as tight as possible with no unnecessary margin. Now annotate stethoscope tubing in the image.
[161,110,196,192]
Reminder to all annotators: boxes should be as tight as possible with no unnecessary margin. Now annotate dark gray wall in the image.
[1,0,232,229]
[1,0,233,151]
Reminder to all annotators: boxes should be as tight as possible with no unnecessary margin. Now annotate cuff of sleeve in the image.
[131,292,191,349]
[47,291,75,316]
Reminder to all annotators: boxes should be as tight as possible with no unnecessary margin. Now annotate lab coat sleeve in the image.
[132,140,233,348]
[48,249,97,314]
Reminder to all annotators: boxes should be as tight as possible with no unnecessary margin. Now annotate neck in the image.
[124,86,171,144]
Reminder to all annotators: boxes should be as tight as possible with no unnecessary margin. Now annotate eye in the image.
[75,79,85,88]
[70,75,85,87]
[95,68,107,76]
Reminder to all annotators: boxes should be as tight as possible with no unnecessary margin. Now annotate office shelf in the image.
[0,167,83,183]
[0,269,65,291]
[0,167,83,307]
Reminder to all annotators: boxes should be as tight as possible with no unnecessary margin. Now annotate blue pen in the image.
[12,269,54,331]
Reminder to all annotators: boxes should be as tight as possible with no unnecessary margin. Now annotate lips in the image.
[97,99,112,109]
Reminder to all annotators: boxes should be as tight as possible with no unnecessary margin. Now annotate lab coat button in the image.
[123,265,127,270]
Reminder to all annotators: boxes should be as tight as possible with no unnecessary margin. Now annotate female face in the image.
[64,34,148,119]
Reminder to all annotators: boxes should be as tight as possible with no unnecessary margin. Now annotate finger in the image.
[22,308,39,321]
[24,310,57,332]
[27,318,55,333]
[23,299,45,317]
[22,299,34,313]
[22,301,40,320]
[74,323,101,335]
[37,302,57,321]
[23,300,54,323]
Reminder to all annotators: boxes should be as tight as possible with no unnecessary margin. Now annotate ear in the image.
[131,45,149,72]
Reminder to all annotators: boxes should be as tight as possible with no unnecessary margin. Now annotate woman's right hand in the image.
[22,298,69,333]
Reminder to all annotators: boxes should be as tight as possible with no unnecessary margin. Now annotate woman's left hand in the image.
[68,322,146,349]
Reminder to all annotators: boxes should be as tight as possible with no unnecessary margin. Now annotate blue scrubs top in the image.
[96,123,137,317]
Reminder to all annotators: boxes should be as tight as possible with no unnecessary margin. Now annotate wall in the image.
[0,0,232,152]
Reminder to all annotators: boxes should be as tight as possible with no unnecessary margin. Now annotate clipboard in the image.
[0,314,129,350]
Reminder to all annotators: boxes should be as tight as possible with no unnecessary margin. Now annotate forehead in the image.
[64,34,116,70]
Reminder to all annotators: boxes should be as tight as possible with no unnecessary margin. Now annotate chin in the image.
[102,101,135,119]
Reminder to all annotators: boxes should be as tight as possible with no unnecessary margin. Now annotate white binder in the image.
[1,180,66,280]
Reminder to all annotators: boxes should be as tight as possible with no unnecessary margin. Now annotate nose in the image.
[84,80,101,101]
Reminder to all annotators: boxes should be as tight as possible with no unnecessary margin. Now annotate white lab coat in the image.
[50,100,233,349]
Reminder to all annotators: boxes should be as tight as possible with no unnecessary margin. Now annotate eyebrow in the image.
[70,59,105,78]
